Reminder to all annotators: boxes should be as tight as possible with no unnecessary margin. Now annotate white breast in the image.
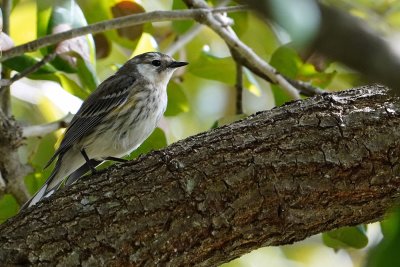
[112,88,167,157]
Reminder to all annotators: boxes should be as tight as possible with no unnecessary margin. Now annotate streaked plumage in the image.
[22,52,188,209]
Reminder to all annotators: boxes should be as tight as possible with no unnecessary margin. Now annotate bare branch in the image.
[0,70,10,115]
[22,112,74,138]
[0,6,248,62]
[5,175,30,205]
[235,62,243,114]
[163,24,203,56]
[184,0,302,100]
[0,111,31,204]
[164,0,233,55]
[0,53,56,88]
[1,1,11,34]
[285,77,324,96]
[0,0,12,116]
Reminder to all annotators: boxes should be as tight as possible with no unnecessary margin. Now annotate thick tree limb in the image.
[1,85,400,266]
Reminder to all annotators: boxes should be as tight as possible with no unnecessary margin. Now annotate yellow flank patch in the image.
[108,97,136,117]
[54,128,66,149]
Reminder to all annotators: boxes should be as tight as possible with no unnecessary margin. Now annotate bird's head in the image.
[119,52,188,88]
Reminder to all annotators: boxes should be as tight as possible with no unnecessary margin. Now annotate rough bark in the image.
[0,111,30,204]
[1,85,400,266]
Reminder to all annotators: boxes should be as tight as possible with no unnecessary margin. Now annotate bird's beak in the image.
[168,61,188,68]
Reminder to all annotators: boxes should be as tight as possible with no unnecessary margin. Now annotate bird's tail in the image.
[20,166,62,210]
[20,159,103,211]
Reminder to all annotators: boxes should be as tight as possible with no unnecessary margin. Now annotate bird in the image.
[21,52,188,209]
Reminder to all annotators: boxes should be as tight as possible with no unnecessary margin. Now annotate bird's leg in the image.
[104,156,128,163]
[80,148,97,174]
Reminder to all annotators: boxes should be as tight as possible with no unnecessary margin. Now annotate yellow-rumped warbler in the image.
[22,52,188,209]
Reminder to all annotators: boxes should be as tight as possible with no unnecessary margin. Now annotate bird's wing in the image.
[45,74,136,168]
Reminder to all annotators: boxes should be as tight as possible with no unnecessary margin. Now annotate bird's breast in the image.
[113,89,167,155]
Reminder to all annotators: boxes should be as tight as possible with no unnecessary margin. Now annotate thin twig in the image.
[164,0,231,56]
[285,78,324,96]
[0,53,57,88]
[235,62,243,114]
[0,0,12,116]
[0,6,248,62]
[184,0,301,100]
[2,0,11,34]
[164,24,203,56]
[22,112,74,138]
[230,48,324,96]
[163,15,232,56]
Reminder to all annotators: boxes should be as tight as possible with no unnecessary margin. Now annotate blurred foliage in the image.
[3,0,400,266]
[323,225,369,250]
[366,208,400,267]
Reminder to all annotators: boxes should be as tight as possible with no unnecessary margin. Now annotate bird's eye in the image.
[151,60,161,67]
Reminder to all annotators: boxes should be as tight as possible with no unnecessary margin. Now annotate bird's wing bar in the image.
[45,74,136,168]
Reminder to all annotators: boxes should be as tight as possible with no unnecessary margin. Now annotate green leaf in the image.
[76,0,109,23]
[2,55,57,76]
[367,209,400,267]
[189,52,235,84]
[270,84,292,107]
[49,0,89,30]
[165,81,189,116]
[76,54,99,91]
[381,210,400,238]
[46,0,96,75]
[299,67,336,89]
[128,128,168,159]
[269,45,303,105]
[270,45,302,78]
[229,9,248,37]
[37,0,53,39]
[77,0,143,51]
[323,225,368,249]
[55,72,91,99]
[172,0,194,34]
[0,195,19,223]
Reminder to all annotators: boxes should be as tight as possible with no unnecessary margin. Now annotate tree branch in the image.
[0,6,247,62]
[243,0,400,92]
[0,53,56,88]
[1,85,400,266]
[235,62,243,114]
[1,0,11,34]
[0,110,31,204]
[184,0,303,100]
[22,112,73,138]
[163,0,231,56]
[163,24,203,56]
[0,0,12,116]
